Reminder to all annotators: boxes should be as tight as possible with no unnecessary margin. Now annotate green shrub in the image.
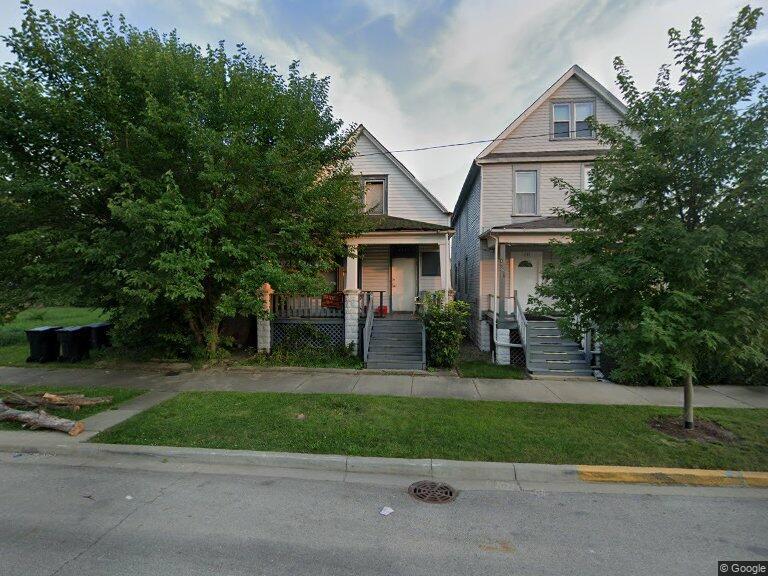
[418,293,470,368]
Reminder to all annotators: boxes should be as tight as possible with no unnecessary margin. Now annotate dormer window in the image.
[552,100,596,139]
[362,177,386,214]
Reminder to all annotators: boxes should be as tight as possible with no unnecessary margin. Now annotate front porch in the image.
[264,222,452,369]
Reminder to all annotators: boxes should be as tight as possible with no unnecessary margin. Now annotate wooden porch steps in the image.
[526,320,593,378]
[366,317,425,370]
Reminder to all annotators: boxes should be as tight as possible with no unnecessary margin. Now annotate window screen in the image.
[421,251,440,276]
[515,171,537,215]
[364,181,384,214]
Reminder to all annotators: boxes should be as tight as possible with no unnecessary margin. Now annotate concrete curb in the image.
[578,465,768,488]
[1,438,763,488]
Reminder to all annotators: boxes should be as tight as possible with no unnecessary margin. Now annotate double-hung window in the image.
[552,103,571,139]
[515,171,537,215]
[582,164,593,190]
[552,100,595,139]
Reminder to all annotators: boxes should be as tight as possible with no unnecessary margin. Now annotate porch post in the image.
[257,283,273,353]
[344,245,360,351]
[439,235,451,301]
[498,243,507,316]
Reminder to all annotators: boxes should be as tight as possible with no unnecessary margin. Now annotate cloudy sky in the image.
[1,0,766,209]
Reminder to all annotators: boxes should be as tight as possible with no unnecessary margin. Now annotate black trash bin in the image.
[56,326,91,362]
[87,322,112,349]
[25,326,63,363]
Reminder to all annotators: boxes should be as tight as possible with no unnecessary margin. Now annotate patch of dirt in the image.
[649,415,739,444]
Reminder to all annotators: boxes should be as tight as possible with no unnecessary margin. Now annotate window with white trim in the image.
[552,103,571,139]
[515,171,537,215]
[552,100,596,139]
[582,164,593,190]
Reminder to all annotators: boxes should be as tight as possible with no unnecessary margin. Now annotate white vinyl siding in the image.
[351,132,449,225]
[360,245,390,307]
[492,76,621,155]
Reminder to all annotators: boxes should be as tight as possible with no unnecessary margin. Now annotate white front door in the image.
[391,257,417,312]
[510,251,541,310]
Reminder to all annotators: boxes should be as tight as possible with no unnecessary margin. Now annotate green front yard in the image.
[94,391,768,471]
[0,386,145,430]
[457,360,527,379]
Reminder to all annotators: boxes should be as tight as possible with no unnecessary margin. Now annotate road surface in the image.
[2,455,766,576]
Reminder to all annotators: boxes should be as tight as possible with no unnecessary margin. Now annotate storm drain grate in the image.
[408,480,457,504]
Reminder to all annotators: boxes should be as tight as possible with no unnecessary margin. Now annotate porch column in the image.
[439,235,452,301]
[495,328,510,365]
[498,243,507,316]
[344,245,360,351]
[257,283,273,353]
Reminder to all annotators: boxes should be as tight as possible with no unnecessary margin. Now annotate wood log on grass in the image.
[0,389,112,411]
[0,401,84,436]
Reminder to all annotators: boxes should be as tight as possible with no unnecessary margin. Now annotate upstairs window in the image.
[582,164,593,190]
[515,171,537,215]
[553,104,571,139]
[552,100,596,139]
[363,179,385,214]
[575,102,595,138]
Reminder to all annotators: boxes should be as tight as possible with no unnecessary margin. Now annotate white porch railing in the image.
[487,294,515,316]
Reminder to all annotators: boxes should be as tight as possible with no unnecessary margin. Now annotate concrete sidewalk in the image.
[0,365,766,408]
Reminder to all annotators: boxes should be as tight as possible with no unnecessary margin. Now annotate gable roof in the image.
[353,125,450,215]
[452,65,626,222]
[476,64,627,160]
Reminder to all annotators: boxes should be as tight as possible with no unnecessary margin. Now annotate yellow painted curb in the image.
[578,465,768,488]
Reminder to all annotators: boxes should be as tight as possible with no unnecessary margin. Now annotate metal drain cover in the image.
[408,480,457,504]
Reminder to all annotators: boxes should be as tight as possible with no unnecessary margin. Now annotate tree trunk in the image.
[0,401,84,436]
[683,373,694,429]
[205,319,221,358]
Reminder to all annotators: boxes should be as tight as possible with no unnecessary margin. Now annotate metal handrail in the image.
[513,290,529,369]
[362,292,374,365]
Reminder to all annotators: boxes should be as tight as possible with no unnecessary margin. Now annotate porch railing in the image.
[487,294,515,316]
[272,294,344,319]
[513,290,529,370]
[362,292,374,365]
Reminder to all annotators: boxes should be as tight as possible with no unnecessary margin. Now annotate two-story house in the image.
[451,65,626,376]
[268,125,453,370]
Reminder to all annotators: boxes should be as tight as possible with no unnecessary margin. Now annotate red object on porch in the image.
[375,305,388,317]
[321,292,343,309]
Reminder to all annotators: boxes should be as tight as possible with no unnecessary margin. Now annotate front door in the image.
[391,257,417,312]
[510,251,541,310]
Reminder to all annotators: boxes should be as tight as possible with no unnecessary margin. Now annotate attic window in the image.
[552,100,596,139]
[363,179,386,214]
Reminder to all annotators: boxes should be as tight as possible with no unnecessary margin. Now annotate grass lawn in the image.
[0,386,145,430]
[237,346,363,370]
[458,360,527,379]
[0,307,108,367]
[94,392,768,471]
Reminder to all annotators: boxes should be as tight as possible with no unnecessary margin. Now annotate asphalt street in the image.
[2,456,766,576]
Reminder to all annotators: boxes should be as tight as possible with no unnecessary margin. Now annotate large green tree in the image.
[0,2,368,356]
[538,6,768,428]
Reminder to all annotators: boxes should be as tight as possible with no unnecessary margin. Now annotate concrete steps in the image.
[366,317,424,370]
[525,320,593,379]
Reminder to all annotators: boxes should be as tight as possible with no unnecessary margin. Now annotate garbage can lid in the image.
[57,326,89,332]
[26,326,63,333]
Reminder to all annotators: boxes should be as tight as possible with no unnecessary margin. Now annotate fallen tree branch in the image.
[0,401,84,436]
[0,389,112,411]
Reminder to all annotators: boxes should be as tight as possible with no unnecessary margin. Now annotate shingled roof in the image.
[368,215,452,232]
[489,216,572,231]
